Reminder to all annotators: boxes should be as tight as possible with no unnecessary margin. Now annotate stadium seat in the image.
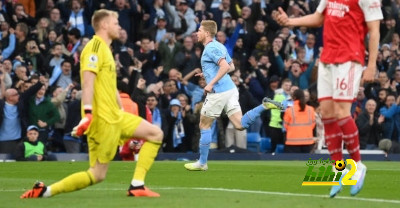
[260,137,271,152]
[247,132,261,152]
[275,144,285,153]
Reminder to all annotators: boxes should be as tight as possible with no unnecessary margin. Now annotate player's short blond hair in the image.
[91,9,119,32]
[201,20,217,37]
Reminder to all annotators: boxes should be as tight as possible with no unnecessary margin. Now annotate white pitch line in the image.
[172,187,400,204]
[5,187,400,204]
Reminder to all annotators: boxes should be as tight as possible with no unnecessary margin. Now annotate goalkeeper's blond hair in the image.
[91,9,119,32]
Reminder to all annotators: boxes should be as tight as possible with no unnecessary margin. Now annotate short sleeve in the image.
[316,0,327,14]
[81,47,102,74]
[359,0,383,22]
[208,46,225,65]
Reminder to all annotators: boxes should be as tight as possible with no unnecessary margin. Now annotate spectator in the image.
[0,25,16,61]
[216,17,243,57]
[159,79,178,110]
[265,75,280,100]
[47,43,65,69]
[34,17,50,44]
[295,26,308,46]
[304,34,316,64]
[146,92,164,129]
[48,8,64,35]
[177,93,196,152]
[250,35,269,60]
[281,59,315,90]
[245,19,267,55]
[365,71,396,100]
[283,89,316,153]
[0,62,12,89]
[158,33,183,74]
[146,81,164,99]
[63,87,81,153]
[10,3,36,28]
[54,60,74,89]
[12,22,29,60]
[376,88,389,110]
[164,0,196,40]
[356,99,384,150]
[21,38,46,75]
[168,68,187,95]
[380,94,400,142]
[111,0,140,42]
[134,36,161,84]
[0,1,10,23]
[27,84,60,144]
[269,79,294,152]
[194,0,213,28]
[143,15,169,44]
[41,29,60,54]
[11,64,28,89]
[15,125,56,161]
[181,67,205,110]
[351,87,368,120]
[162,98,186,152]
[66,28,81,55]
[146,0,167,28]
[49,84,74,152]
[174,36,201,76]
[0,80,43,154]
[61,0,92,37]
[3,59,13,76]
[113,29,135,69]
[18,0,36,18]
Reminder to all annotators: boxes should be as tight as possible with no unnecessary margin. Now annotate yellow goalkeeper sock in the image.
[49,170,96,196]
[133,141,161,183]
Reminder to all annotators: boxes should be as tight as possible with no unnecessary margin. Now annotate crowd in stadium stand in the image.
[0,0,399,158]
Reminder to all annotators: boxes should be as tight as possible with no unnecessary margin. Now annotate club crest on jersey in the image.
[327,1,349,18]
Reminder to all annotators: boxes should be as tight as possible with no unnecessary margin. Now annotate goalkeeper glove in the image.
[71,105,93,137]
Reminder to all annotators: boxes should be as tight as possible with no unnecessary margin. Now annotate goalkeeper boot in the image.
[329,168,348,198]
[350,162,367,196]
[127,185,160,197]
[262,97,284,110]
[20,182,47,198]
[184,161,208,171]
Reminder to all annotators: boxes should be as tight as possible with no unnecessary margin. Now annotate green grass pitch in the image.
[0,161,399,208]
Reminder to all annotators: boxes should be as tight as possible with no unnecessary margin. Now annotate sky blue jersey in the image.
[201,40,236,93]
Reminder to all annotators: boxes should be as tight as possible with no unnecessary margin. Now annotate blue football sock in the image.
[241,105,265,129]
[199,129,212,165]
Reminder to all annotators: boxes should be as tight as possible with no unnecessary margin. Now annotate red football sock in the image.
[322,118,343,161]
[338,116,361,162]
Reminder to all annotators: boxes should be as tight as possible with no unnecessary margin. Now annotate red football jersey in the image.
[317,0,383,65]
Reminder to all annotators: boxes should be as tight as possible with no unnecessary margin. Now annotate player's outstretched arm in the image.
[72,71,96,137]
[274,7,324,28]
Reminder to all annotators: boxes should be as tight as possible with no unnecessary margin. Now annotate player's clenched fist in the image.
[71,105,93,137]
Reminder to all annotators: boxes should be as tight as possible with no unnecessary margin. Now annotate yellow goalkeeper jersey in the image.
[80,35,122,124]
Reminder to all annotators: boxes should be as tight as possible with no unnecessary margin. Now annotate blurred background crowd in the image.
[0,0,399,160]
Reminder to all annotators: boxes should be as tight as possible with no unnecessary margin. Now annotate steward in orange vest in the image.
[283,89,316,153]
